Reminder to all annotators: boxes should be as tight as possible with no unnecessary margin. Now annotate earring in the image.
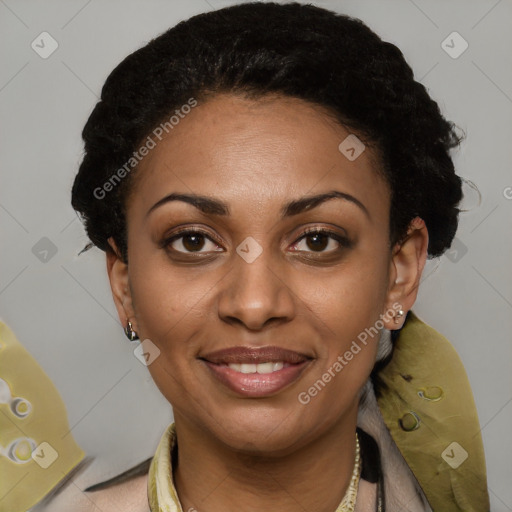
[394,310,405,324]
[124,320,139,341]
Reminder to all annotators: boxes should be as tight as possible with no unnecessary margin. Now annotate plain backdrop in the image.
[1,0,511,510]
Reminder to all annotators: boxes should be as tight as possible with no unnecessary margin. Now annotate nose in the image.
[217,242,296,331]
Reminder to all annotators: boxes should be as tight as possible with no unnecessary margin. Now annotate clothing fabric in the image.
[0,321,85,512]
[375,311,489,511]
[147,311,490,512]
[357,374,433,511]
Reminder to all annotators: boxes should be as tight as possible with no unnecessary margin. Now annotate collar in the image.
[147,423,180,512]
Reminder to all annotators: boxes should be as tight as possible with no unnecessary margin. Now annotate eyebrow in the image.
[146,190,369,219]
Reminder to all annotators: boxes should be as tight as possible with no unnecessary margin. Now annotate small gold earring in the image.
[394,310,405,324]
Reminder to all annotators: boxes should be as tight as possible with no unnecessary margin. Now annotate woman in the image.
[68,2,489,510]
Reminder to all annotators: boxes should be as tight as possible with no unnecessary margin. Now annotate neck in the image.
[172,410,358,512]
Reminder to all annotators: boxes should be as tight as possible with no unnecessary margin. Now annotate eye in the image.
[291,228,351,253]
[161,227,351,256]
[163,229,223,254]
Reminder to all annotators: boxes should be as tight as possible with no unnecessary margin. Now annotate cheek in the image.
[294,248,390,404]
[296,345,376,434]
[295,243,390,336]
[144,351,198,409]
[128,255,205,344]
[296,294,384,424]
[126,256,213,404]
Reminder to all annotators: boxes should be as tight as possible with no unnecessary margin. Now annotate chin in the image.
[202,402,318,455]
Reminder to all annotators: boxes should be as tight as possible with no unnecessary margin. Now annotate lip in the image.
[201,346,310,365]
[200,346,312,397]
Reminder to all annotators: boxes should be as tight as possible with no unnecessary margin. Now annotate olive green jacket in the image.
[375,311,489,511]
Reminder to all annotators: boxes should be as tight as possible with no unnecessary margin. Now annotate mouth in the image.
[199,346,313,397]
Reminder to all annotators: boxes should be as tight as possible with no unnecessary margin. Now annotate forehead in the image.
[126,93,389,222]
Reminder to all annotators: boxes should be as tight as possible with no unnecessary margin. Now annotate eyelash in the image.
[298,227,352,251]
[161,227,352,256]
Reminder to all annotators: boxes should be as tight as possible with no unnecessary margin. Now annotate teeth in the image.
[255,362,274,374]
[272,362,284,371]
[240,364,257,374]
[228,362,285,374]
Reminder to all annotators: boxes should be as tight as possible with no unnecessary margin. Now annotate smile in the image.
[200,346,312,397]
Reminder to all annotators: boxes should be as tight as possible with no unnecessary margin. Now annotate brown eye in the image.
[291,228,351,253]
[164,230,222,254]
[304,232,329,251]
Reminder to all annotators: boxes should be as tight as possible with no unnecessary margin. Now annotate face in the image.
[107,93,427,455]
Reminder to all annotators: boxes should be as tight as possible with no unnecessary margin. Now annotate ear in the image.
[382,217,429,330]
[106,237,138,332]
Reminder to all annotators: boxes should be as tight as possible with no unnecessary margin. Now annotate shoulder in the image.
[30,472,150,512]
[375,311,490,511]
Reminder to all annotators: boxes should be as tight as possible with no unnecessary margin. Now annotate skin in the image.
[106,93,428,512]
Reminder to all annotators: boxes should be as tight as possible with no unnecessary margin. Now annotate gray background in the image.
[1,0,511,509]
